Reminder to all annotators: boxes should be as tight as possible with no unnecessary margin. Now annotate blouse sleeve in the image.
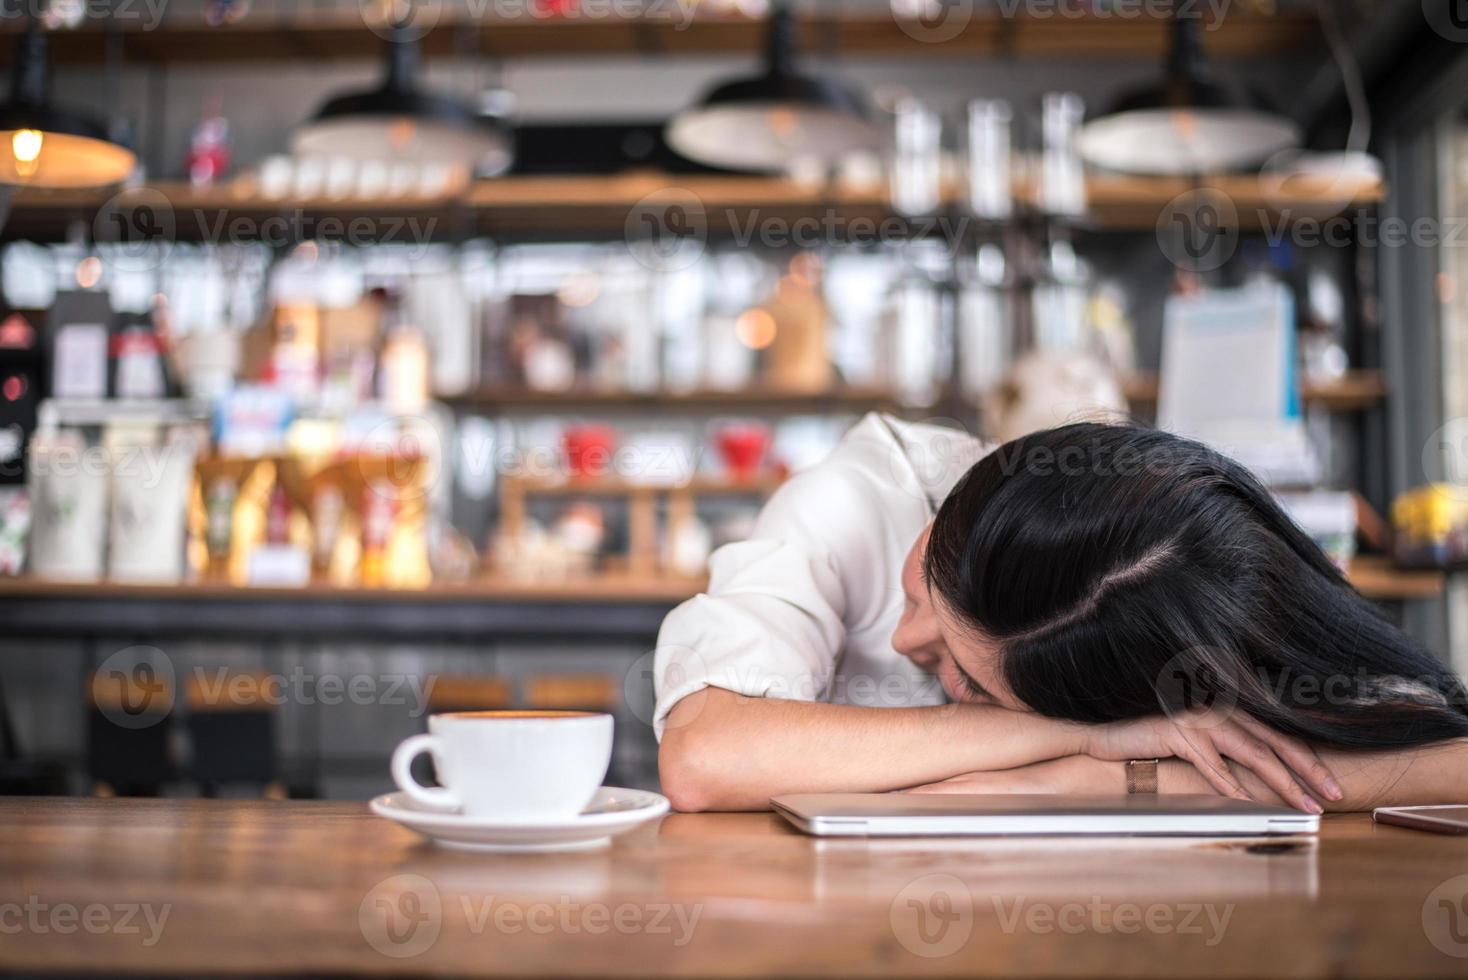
[651,461,885,741]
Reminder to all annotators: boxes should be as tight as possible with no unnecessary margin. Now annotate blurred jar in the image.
[957,244,1010,402]
[1038,92,1087,217]
[890,98,943,217]
[881,266,949,407]
[966,99,1013,220]
[1031,237,1089,353]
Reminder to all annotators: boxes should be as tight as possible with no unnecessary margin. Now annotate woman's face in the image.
[890,523,1023,709]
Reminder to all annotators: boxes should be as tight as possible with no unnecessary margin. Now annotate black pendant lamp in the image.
[0,20,136,188]
[293,22,513,175]
[1076,17,1299,175]
[666,2,877,172]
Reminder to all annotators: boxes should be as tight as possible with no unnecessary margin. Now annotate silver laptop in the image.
[771,794,1319,837]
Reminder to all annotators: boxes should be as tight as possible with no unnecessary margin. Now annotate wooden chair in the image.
[185,670,283,799]
[88,665,175,797]
[426,675,513,714]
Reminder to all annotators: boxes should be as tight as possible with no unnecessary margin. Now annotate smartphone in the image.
[1373,805,1468,834]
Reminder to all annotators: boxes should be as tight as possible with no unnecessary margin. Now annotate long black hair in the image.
[924,423,1468,749]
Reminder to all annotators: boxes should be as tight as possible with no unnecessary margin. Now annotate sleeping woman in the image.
[654,416,1468,812]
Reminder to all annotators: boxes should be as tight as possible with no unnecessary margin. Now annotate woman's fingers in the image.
[1234,714,1344,802]
[1173,734,1251,800]
[1207,724,1323,813]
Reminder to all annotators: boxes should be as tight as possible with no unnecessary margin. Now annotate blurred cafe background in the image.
[0,0,1463,800]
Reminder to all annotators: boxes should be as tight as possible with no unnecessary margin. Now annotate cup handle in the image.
[391,734,460,811]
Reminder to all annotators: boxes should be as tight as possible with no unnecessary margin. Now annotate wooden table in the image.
[2,797,1466,977]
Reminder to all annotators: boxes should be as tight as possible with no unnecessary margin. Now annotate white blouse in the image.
[652,413,989,739]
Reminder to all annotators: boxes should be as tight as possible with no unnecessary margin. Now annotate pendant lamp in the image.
[0,20,136,188]
[1076,17,1300,175]
[293,22,514,176]
[666,2,878,172]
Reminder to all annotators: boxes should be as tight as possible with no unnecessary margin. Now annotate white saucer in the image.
[370,786,670,853]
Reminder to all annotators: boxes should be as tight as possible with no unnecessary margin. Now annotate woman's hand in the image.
[906,755,1122,795]
[1084,710,1342,813]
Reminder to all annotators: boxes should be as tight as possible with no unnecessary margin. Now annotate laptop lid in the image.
[771,793,1319,837]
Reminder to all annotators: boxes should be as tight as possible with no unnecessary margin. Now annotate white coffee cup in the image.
[391,711,613,821]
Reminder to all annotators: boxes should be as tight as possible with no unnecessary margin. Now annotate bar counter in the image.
[0,797,1464,976]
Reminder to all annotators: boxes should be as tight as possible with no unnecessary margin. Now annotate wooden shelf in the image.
[0,573,701,604]
[0,555,1437,606]
[4,169,1386,243]
[513,474,784,496]
[445,384,900,413]
[1346,556,1444,601]
[1076,173,1387,230]
[1123,371,1388,412]
[15,11,1318,65]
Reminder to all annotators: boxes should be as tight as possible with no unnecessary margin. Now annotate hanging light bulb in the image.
[11,129,42,177]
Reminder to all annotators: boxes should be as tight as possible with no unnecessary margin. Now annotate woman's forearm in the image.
[658,686,1087,811]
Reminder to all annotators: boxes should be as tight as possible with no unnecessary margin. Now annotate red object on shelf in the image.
[714,423,771,481]
[562,424,618,479]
